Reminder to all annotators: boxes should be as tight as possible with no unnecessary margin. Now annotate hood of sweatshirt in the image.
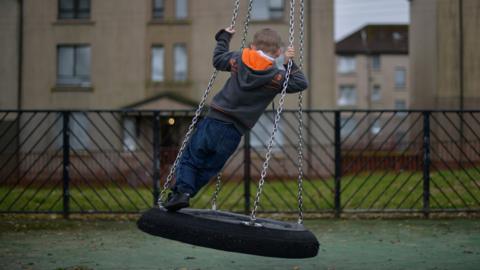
[237,48,279,90]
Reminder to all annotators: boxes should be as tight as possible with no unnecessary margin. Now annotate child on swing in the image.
[164,26,308,211]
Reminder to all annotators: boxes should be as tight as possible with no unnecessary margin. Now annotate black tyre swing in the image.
[137,0,319,259]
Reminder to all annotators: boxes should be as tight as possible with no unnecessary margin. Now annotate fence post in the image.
[244,132,251,214]
[152,112,161,207]
[334,111,342,218]
[62,111,70,218]
[423,111,431,218]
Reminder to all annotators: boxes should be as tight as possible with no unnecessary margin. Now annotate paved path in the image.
[1,218,479,270]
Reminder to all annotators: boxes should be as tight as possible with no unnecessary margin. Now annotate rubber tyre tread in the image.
[137,208,319,258]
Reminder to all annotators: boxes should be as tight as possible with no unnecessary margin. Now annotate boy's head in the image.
[250,28,283,58]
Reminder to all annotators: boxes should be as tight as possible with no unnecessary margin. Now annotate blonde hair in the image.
[252,28,283,55]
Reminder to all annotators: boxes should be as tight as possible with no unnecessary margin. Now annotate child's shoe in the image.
[164,192,190,212]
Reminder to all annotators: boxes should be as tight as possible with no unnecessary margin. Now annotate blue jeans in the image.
[174,117,242,197]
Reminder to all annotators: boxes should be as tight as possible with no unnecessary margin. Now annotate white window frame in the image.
[394,99,408,116]
[340,116,357,139]
[251,112,284,151]
[337,85,357,106]
[151,45,165,82]
[371,55,381,71]
[337,56,356,74]
[371,85,381,102]
[123,117,138,152]
[174,43,188,81]
[57,44,91,87]
[251,0,285,21]
[175,0,188,19]
[371,120,381,135]
[395,67,406,89]
[69,112,91,151]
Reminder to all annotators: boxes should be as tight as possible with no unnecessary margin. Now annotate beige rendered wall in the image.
[0,0,19,110]
[410,0,480,110]
[409,0,437,109]
[462,0,480,109]
[22,0,148,109]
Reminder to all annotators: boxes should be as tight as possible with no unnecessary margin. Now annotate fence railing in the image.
[1,110,479,217]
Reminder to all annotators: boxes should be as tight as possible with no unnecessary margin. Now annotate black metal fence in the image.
[1,110,479,217]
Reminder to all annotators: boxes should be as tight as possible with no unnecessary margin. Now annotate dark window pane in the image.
[59,11,75,19]
[153,0,165,19]
[78,0,90,10]
[58,46,75,77]
[59,0,90,19]
[60,0,74,10]
[77,11,90,19]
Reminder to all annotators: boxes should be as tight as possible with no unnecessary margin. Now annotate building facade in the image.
[1,0,334,110]
[409,0,480,110]
[334,25,410,149]
[0,0,335,182]
[335,24,410,111]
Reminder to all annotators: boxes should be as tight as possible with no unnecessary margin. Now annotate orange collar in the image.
[241,48,274,71]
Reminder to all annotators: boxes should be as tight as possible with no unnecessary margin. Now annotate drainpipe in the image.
[459,0,464,162]
[306,0,312,110]
[17,0,23,110]
[306,0,313,175]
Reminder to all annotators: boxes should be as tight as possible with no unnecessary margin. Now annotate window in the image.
[371,55,381,71]
[123,117,137,151]
[151,46,165,82]
[371,120,381,135]
[393,32,403,42]
[251,0,284,21]
[395,99,407,116]
[395,67,406,89]
[371,85,381,102]
[152,0,165,19]
[337,85,357,106]
[175,0,188,19]
[251,112,284,150]
[337,56,356,74]
[174,44,188,81]
[340,117,357,139]
[69,113,91,150]
[58,0,90,19]
[57,45,91,87]
[394,100,407,110]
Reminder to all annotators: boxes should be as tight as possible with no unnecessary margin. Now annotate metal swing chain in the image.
[158,0,253,206]
[158,69,218,204]
[296,0,306,224]
[211,0,254,210]
[248,0,297,225]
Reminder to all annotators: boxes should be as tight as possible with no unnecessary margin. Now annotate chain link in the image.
[241,0,254,49]
[248,0,297,225]
[296,0,306,224]
[158,70,218,204]
[158,0,254,206]
[211,173,222,210]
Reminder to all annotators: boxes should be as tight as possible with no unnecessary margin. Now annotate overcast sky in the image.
[335,0,410,41]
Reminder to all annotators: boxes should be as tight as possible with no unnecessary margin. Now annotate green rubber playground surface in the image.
[1,218,479,270]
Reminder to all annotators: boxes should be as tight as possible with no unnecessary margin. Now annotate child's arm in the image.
[212,27,237,71]
[284,62,309,93]
[279,47,309,93]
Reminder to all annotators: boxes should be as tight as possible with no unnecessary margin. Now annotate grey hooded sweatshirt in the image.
[207,29,309,134]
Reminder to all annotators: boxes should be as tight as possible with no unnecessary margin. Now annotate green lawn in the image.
[1,168,479,213]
